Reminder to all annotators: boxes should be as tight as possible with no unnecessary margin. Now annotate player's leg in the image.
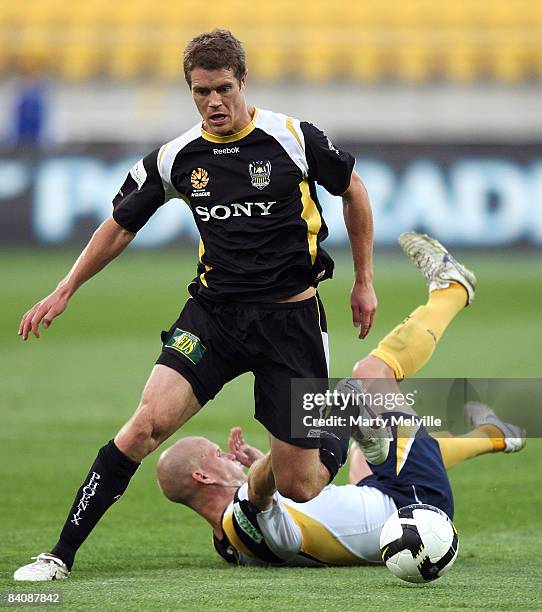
[14,366,201,581]
[14,296,243,581]
[348,441,373,484]
[434,401,526,468]
[252,296,349,503]
[361,232,476,381]
[255,372,348,502]
[349,413,526,485]
[115,365,200,461]
[269,436,331,502]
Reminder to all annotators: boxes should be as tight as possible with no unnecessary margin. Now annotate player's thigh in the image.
[253,296,328,447]
[116,365,201,456]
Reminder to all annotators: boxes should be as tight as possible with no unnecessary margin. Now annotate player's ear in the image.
[239,72,247,91]
[192,470,216,485]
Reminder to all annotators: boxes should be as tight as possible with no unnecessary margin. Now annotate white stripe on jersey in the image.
[254,109,309,177]
[157,122,201,201]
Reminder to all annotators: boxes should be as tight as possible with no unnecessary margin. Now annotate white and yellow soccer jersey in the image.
[214,482,397,567]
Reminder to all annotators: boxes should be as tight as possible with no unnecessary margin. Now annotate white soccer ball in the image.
[379,504,459,584]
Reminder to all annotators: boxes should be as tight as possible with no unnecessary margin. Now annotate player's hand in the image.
[228,427,265,467]
[18,289,70,341]
[350,280,377,339]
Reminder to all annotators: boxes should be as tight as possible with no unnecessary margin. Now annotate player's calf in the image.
[270,438,342,503]
[14,365,201,579]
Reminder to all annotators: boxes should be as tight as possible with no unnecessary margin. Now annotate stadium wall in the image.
[2,142,542,248]
[1,83,542,144]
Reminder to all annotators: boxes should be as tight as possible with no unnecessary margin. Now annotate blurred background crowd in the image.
[1,0,541,249]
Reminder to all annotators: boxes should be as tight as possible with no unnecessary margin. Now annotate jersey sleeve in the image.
[256,496,302,561]
[300,122,355,195]
[112,148,167,233]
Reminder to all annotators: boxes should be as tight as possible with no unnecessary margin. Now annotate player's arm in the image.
[342,171,377,339]
[246,454,302,561]
[19,148,168,341]
[247,453,276,510]
[19,219,134,340]
[300,121,377,339]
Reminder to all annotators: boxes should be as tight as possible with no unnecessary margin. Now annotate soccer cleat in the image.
[13,553,69,582]
[464,401,526,453]
[336,378,391,465]
[398,232,477,305]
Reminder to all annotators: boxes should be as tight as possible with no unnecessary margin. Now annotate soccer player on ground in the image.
[155,237,525,567]
[15,30,377,580]
[158,403,524,568]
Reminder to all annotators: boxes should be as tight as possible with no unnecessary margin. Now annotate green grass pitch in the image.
[1,248,541,610]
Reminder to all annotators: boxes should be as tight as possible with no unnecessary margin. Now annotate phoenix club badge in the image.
[249,160,271,190]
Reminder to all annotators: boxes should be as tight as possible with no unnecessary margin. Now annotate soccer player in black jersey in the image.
[15,29,377,580]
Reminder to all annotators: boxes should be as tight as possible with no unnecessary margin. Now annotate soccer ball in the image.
[379,504,459,584]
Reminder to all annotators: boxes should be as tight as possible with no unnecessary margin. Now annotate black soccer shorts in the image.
[156,292,329,448]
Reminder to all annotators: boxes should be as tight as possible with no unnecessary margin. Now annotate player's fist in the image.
[18,288,70,341]
[228,427,264,467]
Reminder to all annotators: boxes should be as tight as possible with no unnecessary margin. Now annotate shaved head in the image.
[157,436,246,509]
[157,437,210,506]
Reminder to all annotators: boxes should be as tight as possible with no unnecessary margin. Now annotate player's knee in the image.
[275,478,318,503]
[116,399,162,459]
[352,356,393,380]
[115,415,154,458]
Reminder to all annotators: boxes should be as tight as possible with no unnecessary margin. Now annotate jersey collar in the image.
[201,108,258,143]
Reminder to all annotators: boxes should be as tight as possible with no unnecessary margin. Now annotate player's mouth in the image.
[208,112,228,125]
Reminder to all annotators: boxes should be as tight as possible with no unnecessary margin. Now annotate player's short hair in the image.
[183,29,246,86]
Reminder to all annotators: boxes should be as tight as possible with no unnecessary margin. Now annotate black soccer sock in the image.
[319,433,349,483]
[51,440,139,570]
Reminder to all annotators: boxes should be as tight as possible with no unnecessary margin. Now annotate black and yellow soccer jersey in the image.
[112,108,355,302]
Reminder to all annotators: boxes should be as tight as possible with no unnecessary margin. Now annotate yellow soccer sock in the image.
[370,282,468,379]
[476,424,506,452]
[433,426,505,469]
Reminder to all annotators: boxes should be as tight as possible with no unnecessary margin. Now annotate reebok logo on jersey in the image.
[213,147,240,155]
[194,201,276,222]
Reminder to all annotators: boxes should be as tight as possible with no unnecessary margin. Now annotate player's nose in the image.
[208,91,222,107]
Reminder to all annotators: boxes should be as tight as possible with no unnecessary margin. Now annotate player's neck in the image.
[230,103,255,135]
[194,487,235,532]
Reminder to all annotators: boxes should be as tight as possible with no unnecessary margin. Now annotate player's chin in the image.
[207,116,232,133]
